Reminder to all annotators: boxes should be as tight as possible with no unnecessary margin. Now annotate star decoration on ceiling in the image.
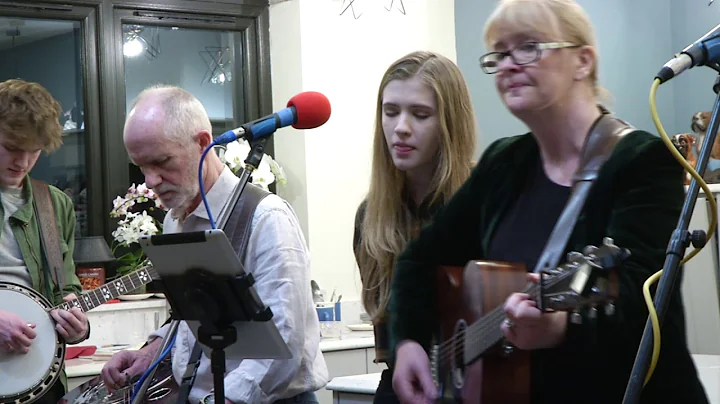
[199,46,232,85]
[339,0,406,19]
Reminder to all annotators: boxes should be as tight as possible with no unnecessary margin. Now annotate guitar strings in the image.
[435,273,568,364]
[437,267,576,364]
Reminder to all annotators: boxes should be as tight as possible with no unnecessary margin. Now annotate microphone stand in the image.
[131,137,268,404]
[130,318,180,404]
[622,75,720,403]
[215,137,267,229]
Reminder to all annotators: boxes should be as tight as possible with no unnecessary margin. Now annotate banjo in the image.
[0,265,159,404]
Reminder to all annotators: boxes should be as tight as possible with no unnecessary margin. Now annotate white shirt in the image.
[150,167,328,403]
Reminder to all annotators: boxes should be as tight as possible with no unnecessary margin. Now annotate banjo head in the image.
[0,283,64,404]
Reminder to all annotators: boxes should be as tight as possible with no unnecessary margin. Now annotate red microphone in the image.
[213,91,331,145]
[287,91,332,129]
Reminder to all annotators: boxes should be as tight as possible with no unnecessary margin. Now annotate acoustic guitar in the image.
[431,237,628,403]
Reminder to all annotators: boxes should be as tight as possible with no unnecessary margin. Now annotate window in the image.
[0,3,102,237]
[0,0,271,240]
[111,7,272,211]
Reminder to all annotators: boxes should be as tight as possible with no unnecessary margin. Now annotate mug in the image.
[316,306,334,321]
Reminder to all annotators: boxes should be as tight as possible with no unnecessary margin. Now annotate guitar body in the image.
[434,261,531,404]
[60,355,179,404]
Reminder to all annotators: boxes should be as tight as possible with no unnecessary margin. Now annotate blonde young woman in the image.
[388,1,709,403]
[353,51,477,403]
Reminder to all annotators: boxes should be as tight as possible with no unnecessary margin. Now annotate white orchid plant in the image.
[109,183,167,279]
[217,139,287,190]
[107,141,285,280]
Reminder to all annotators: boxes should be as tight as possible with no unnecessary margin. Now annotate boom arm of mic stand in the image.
[622,74,720,403]
[215,137,267,230]
[130,319,181,404]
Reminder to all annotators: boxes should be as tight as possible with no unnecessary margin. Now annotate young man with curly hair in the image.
[0,78,90,403]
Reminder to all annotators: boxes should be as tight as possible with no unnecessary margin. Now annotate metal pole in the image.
[130,319,181,404]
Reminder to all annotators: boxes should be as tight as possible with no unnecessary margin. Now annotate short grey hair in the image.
[128,84,212,144]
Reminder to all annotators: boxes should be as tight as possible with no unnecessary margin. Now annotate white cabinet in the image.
[84,299,169,347]
[317,348,383,404]
[683,193,720,355]
[365,349,386,375]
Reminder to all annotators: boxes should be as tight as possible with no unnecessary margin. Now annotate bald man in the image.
[101,85,328,404]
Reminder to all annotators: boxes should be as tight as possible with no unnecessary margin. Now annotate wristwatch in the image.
[201,392,214,404]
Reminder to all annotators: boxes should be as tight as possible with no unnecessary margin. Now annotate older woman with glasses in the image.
[386,0,709,403]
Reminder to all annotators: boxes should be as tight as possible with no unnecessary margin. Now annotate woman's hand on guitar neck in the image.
[501,273,567,350]
[0,309,36,354]
[392,340,438,404]
[50,293,89,344]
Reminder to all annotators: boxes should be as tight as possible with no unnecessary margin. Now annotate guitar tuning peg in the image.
[602,237,615,247]
[570,311,583,324]
[588,306,598,319]
[605,303,615,316]
[566,251,583,262]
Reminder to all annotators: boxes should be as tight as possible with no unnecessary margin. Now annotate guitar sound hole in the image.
[451,319,467,390]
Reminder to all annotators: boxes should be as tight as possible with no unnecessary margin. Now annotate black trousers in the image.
[34,379,65,404]
[374,367,400,404]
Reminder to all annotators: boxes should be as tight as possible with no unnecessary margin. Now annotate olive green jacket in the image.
[3,175,83,393]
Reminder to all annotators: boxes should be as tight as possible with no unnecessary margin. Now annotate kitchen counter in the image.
[326,372,382,395]
[66,331,374,378]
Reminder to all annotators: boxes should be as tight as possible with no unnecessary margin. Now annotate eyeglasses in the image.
[479,41,578,74]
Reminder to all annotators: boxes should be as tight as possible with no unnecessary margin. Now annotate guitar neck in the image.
[55,266,158,312]
[464,283,540,364]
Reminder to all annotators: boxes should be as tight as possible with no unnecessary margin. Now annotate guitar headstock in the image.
[538,237,630,319]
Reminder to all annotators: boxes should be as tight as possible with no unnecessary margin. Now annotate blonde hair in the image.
[358,51,477,322]
[128,84,212,145]
[0,79,63,152]
[484,0,612,104]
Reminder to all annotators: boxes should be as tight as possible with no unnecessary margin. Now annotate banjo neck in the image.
[55,265,159,313]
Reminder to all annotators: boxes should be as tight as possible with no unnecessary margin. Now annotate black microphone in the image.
[656,23,720,83]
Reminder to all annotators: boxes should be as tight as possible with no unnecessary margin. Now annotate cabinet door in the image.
[365,348,387,374]
[318,349,368,404]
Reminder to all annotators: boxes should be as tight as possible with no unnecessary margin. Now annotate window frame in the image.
[0,0,272,240]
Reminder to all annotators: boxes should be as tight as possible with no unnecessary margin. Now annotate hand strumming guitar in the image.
[501,273,568,350]
[0,309,36,354]
[50,293,89,344]
[392,340,438,404]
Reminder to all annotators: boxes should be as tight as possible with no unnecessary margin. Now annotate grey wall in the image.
[455,0,683,156]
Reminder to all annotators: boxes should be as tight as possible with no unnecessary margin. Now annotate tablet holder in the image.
[133,137,274,404]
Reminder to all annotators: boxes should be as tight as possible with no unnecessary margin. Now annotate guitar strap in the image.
[176,182,271,403]
[30,179,66,298]
[532,107,634,274]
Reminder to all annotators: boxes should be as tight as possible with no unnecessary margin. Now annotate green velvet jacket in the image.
[388,130,709,403]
